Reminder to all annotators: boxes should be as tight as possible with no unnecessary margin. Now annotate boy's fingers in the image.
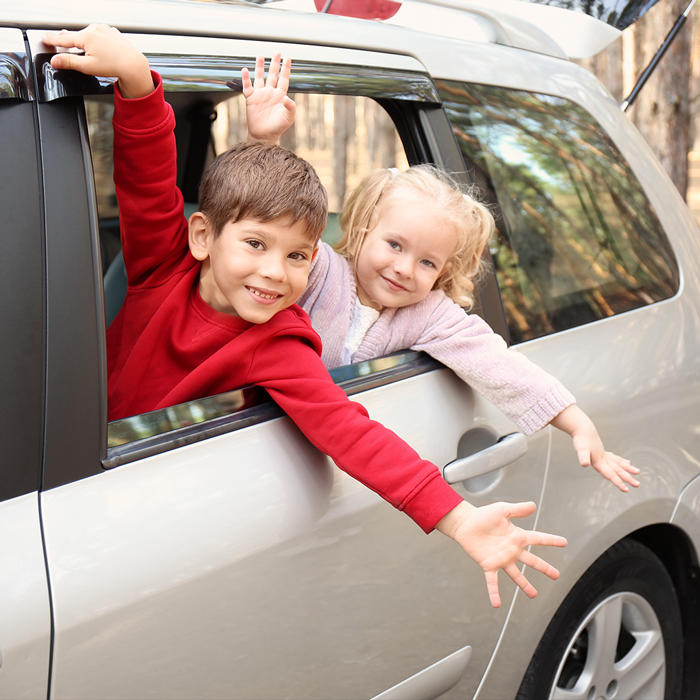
[253,55,265,88]
[49,52,91,73]
[519,550,560,580]
[527,531,567,548]
[505,563,537,598]
[484,571,501,608]
[503,500,536,520]
[43,29,84,49]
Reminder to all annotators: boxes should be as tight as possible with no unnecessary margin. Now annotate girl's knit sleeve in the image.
[412,296,575,435]
[112,71,190,286]
[250,332,463,533]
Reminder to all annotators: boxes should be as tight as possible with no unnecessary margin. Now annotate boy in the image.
[44,24,566,609]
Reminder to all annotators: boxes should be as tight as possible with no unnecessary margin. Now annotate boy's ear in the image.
[188,212,212,261]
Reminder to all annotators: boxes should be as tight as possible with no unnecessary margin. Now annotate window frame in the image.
[34,38,506,483]
[0,29,44,501]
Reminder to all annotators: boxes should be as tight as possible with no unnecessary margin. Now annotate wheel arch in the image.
[628,523,700,699]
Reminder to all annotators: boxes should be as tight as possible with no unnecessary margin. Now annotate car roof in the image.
[2,0,618,59]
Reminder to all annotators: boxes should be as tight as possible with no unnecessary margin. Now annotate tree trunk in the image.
[629,0,692,199]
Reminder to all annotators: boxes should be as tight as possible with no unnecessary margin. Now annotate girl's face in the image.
[354,190,458,311]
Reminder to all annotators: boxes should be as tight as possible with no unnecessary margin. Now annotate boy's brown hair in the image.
[199,141,328,239]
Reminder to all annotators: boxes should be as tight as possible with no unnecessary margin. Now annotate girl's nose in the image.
[393,255,413,278]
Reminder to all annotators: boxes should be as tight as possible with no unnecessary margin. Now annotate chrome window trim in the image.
[35,55,439,103]
[26,30,438,103]
[0,28,32,101]
[104,351,440,469]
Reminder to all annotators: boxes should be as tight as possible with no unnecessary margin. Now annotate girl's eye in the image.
[420,259,436,269]
[388,240,401,250]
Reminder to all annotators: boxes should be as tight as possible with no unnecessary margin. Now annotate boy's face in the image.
[195,215,317,324]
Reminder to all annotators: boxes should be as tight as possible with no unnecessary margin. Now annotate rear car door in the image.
[30,31,552,699]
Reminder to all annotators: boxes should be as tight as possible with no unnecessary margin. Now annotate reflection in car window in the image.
[437,81,680,343]
[105,350,433,466]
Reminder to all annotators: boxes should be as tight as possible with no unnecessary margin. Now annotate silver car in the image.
[1,1,699,698]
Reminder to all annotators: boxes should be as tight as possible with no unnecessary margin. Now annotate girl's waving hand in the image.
[242,54,296,144]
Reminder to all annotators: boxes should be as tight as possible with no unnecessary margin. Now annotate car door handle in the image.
[442,432,528,484]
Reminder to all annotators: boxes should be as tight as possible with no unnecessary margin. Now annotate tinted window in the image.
[437,81,680,343]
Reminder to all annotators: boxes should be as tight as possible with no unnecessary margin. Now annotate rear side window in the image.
[438,81,680,343]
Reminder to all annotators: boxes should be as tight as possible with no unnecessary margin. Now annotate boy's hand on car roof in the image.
[436,500,567,608]
[242,54,296,145]
[43,24,154,99]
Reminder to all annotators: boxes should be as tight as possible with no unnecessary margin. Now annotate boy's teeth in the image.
[250,288,277,299]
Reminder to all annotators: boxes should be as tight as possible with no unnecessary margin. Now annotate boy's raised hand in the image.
[243,54,296,144]
[436,500,567,608]
[42,24,154,99]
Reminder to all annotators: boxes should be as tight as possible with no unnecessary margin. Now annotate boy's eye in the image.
[288,251,308,261]
[246,239,264,250]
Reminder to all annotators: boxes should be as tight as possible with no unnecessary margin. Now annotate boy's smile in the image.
[194,215,317,324]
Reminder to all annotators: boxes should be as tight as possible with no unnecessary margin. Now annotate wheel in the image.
[516,539,683,700]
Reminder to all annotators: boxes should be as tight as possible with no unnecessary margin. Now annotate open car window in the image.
[85,63,433,464]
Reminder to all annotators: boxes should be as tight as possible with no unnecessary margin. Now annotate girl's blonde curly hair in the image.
[335,165,494,309]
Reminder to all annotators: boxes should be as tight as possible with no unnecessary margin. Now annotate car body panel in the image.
[0,493,51,700]
[42,369,551,699]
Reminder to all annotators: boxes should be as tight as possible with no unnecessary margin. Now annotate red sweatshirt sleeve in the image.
[112,71,190,286]
[250,333,464,533]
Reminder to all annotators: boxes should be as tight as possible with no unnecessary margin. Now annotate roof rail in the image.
[270,0,621,59]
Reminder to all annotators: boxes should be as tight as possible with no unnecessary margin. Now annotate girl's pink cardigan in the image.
[298,242,575,435]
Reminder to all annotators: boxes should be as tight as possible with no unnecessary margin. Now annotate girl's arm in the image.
[550,404,640,491]
[413,295,639,491]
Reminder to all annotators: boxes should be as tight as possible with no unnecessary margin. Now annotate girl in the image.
[244,54,640,492]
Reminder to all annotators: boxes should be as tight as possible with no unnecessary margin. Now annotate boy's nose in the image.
[260,254,286,281]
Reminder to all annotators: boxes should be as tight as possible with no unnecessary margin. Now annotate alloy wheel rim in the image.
[549,591,666,700]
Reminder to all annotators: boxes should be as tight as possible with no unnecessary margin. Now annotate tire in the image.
[516,539,683,700]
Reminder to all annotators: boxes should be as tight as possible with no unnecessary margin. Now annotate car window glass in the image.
[437,80,680,343]
[85,89,409,457]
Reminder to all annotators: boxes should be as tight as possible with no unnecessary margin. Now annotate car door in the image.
[0,27,52,700]
[29,31,552,700]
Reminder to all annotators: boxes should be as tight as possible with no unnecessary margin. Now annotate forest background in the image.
[581,0,700,222]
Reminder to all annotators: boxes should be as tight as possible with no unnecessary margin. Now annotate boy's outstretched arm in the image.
[551,404,640,492]
[242,54,296,144]
[436,500,567,608]
[43,24,154,98]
